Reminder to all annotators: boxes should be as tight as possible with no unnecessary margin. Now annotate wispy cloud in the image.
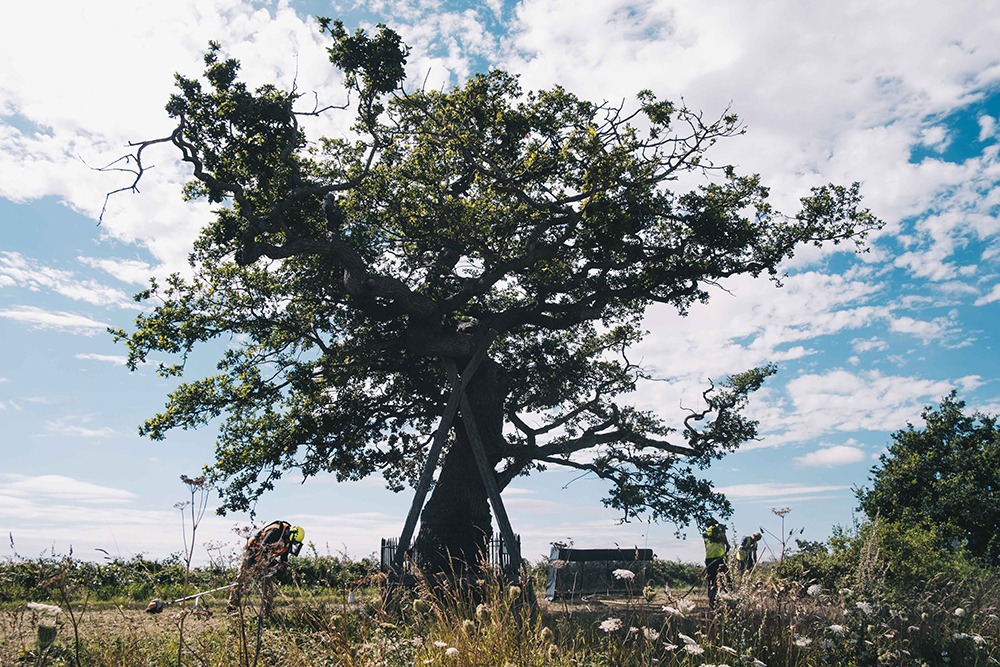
[0,305,107,334]
[851,337,888,354]
[45,417,116,438]
[77,256,156,285]
[0,251,134,308]
[0,474,135,504]
[890,314,966,346]
[794,444,867,467]
[75,353,127,365]
[974,283,1000,306]
[715,482,851,502]
[979,115,997,142]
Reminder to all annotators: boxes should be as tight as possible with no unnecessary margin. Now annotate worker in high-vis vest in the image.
[227,521,305,616]
[736,532,762,572]
[702,518,730,610]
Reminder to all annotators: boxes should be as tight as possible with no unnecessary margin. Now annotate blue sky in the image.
[2,0,1000,567]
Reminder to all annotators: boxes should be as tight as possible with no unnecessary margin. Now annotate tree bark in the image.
[415,358,509,579]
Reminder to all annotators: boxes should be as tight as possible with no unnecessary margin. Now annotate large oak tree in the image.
[113,22,880,577]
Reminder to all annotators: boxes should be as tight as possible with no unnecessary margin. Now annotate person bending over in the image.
[227,520,305,616]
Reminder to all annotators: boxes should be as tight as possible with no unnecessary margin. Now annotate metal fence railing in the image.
[380,534,520,573]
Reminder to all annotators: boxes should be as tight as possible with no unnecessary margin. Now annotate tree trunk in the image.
[416,358,508,580]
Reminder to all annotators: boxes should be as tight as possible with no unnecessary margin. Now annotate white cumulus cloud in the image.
[794,445,867,467]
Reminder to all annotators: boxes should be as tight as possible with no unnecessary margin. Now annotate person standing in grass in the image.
[227,520,305,616]
[737,532,762,572]
[702,518,730,610]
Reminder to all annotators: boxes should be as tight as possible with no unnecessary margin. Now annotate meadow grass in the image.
[2,535,999,666]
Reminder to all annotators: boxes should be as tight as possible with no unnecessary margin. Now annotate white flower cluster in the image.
[598,617,623,633]
[612,568,635,580]
[661,599,696,617]
[677,633,704,655]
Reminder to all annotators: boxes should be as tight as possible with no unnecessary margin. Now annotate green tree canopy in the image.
[113,21,880,575]
[858,392,1000,566]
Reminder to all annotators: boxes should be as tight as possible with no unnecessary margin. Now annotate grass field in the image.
[3,535,999,667]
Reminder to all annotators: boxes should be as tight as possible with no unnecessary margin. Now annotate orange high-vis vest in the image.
[249,521,293,558]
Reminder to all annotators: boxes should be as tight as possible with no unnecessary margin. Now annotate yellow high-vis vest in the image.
[703,526,726,559]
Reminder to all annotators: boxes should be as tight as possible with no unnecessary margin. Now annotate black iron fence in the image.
[380,534,520,573]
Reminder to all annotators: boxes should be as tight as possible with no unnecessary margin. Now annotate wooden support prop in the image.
[444,358,523,576]
[390,329,499,573]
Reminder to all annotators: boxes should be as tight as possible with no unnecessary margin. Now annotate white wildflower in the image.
[410,637,425,646]
[662,606,683,616]
[677,633,697,645]
[612,568,635,580]
[954,633,970,640]
[753,660,767,667]
[718,591,740,601]
[598,617,623,633]
[663,643,679,651]
[954,607,966,618]
[972,634,985,645]
[793,634,813,647]
[642,627,660,641]
[677,599,696,614]
[855,601,873,615]
[683,644,705,655]
[807,584,823,597]
[828,624,846,636]
[445,647,459,658]
[839,588,853,596]
[433,640,448,648]
[720,645,738,655]
[628,626,640,635]
[27,603,62,616]
[908,626,920,633]
[822,639,835,649]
